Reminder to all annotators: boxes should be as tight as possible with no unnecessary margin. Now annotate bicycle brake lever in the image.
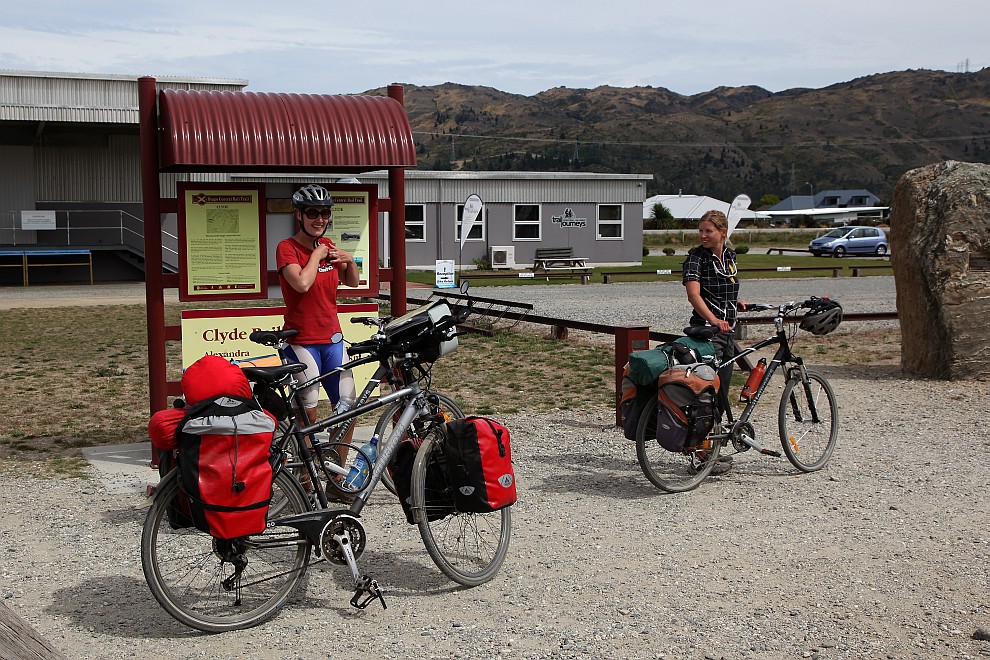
[350,576,387,609]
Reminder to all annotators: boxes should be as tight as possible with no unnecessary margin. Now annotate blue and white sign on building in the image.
[435,259,456,288]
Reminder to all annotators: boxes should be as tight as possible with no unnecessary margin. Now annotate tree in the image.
[650,203,678,229]
[758,194,781,208]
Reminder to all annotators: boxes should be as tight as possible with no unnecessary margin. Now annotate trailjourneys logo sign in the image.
[551,208,586,228]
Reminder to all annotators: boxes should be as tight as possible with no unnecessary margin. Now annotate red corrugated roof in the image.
[158,89,417,171]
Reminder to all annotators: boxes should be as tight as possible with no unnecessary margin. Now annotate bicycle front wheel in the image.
[778,369,838,472]
[141,469,312,633]
[411,428,511,586]
[635,398,721,493]
[376,391,465,496]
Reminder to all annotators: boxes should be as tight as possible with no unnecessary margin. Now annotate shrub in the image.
[473,256,491,270]
[642,246,650,257]
[735,245,749,254]
[662,247,676,256]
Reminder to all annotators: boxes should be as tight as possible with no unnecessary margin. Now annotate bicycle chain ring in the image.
[730,420,756,452]
[321,514,367,564]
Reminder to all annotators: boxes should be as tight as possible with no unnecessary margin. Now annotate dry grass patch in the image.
[0,301,901,470]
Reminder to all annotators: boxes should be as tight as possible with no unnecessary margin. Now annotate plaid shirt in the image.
[682,245,740,329]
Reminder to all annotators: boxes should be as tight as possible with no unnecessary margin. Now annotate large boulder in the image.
[890,161,990,379]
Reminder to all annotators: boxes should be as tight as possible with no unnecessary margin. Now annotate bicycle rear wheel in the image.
[778,369,838,472]
[141,469,311,633]
[411,427,510,586]
[376,391,464,496]
[634,398,721,493]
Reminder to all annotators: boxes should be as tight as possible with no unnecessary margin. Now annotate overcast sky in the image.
[1,1,986,97]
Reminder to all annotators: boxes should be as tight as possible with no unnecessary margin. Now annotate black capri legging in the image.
[711,332,735,414]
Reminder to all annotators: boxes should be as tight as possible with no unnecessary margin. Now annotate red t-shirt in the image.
[276,236,344,344]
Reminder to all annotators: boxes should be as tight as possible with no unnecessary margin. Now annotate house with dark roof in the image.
[765,189,887,225]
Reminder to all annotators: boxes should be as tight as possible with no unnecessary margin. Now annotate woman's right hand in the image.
[713,318,732,334]
[311,242,330,263]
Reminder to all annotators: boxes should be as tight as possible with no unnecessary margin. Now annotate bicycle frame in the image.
[277,376,426,511]
[709,306,820,452]
[261,333,433,509]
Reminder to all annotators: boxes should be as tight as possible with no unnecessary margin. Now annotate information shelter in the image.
[139,78,417,413]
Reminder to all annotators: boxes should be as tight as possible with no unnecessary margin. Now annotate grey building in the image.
[1,70,651,282]
[240,170,652,270]
[0,69,249,283]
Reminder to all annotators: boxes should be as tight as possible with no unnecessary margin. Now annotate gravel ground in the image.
[2,277,989,659]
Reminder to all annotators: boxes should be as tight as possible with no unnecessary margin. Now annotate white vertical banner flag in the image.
[727,194,751,238]
[460,194,484,250]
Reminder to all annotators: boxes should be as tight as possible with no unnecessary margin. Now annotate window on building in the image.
[597,204,623,239]
[455,204,485,242]
[824,196,840,206]
[405,204,426,241]
[513,204,541,240]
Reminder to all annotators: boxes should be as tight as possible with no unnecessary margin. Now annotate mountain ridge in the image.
[369,68,990,201]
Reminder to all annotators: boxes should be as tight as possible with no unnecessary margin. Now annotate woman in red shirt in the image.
[276,184,360,500]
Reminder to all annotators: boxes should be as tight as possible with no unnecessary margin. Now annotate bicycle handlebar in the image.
[739,297,834,316]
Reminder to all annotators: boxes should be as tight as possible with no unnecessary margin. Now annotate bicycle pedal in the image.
[350,577,387,609]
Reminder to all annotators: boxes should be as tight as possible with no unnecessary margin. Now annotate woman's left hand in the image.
[328,247,355,268]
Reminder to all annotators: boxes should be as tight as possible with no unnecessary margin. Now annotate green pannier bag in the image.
[628,336,717,386]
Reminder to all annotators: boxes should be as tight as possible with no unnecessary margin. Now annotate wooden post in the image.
[0,602,68,659]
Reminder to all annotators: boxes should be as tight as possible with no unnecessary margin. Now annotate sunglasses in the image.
[303,207,332,220]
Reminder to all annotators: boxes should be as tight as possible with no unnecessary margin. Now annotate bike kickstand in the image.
[350,575,387,610]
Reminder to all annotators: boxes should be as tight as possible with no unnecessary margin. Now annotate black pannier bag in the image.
[443,417,517,513]
[622,335,717,441]
[656,364,720,453]
[619,363,658,440]
[390,438,455,524]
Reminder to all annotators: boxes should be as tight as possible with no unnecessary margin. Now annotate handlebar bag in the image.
[383,300,458,361]
[443,417,517,513]
[656,365,719,453]
[176,394,276,539]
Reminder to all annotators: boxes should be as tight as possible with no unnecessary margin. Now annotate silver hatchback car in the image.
[808,225,888,257]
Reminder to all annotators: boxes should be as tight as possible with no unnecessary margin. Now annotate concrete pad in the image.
[80,442,158,495]
[80,425,381,496]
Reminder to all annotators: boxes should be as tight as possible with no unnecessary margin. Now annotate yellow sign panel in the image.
[179,184,266,301]
[326,190,371,289]
[180,303,381,400]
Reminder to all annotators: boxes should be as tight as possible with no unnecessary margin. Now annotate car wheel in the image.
[833,246,846,258]
[875,244,888,256]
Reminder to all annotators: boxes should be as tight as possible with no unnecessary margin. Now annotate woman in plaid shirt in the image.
[682,209,746,417]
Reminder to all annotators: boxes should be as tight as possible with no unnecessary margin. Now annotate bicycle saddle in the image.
[683,325,718,340]
[241,363,306,384]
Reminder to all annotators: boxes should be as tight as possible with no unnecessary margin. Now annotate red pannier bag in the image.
[443,416,517,513]
[175,356,277,540]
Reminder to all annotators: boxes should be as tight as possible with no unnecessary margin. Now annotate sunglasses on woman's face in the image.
[303,207,332,220]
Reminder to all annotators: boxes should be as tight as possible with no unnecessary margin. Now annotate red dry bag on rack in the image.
[443,416,517,513]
